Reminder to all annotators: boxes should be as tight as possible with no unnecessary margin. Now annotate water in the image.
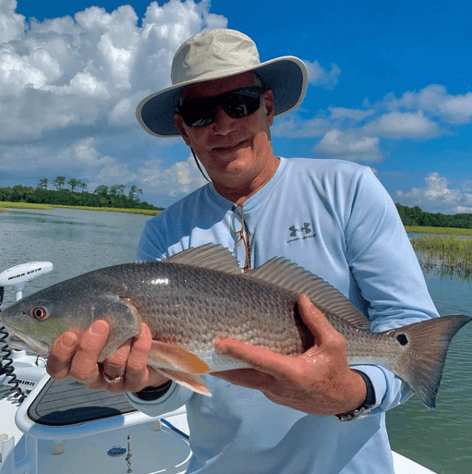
[1,209,471,473]
[0,208,150,304]
[387,272,472,474]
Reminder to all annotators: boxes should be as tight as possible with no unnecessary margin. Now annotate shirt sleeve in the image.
[344,167,439,413]
[136,218,168,262]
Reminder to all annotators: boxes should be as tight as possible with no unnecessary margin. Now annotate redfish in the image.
[1,244,470,407]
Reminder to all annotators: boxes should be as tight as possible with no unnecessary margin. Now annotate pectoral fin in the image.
[148,341,210,374]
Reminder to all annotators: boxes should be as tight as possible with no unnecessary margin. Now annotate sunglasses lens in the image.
[179,101,216,128]
[225,93,260,119]
[179,87,263,128]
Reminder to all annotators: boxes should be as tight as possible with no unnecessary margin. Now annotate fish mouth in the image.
[1,324,50,356]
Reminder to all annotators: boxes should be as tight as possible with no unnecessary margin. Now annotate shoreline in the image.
[0,201,161,216]
[2,204,472,233]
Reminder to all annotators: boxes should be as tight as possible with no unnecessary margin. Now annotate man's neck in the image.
[212,156,280,206]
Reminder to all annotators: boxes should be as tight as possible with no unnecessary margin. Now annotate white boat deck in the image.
[0,371,435,474]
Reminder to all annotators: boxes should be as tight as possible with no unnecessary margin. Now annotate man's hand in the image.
[47,321,169,393]
[214,294,367,416]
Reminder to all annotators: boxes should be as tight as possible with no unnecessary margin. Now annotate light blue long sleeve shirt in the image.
[127,157,438,473]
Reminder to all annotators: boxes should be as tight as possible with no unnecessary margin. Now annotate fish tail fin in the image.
[391,314,471,408]
[156,369,212,397]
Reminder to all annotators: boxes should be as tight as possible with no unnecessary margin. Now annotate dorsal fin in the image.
[166,243,243,275]
[248,258,370,329]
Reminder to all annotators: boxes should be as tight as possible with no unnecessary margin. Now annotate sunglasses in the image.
[176,86,266,128]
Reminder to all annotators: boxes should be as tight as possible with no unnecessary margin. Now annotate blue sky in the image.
[1,0,471,212]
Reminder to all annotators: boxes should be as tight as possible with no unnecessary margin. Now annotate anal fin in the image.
[157,369,211,397]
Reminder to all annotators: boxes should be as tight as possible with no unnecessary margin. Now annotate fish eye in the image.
[396,334,408,346]
[32,307,48,321]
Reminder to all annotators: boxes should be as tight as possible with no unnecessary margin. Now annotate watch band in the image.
[336,370,376,422]
[134,381,173,401]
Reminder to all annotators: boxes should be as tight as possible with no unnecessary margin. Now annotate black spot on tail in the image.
[397,334,409,345]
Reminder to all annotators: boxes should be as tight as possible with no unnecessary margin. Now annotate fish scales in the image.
[122,261,308,358]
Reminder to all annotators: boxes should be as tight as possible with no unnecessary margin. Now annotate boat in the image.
[0,262,436,473]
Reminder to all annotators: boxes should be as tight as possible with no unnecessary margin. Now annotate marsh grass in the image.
[405,226,472,236]
[0,201,160,216]
[410,236,472,279]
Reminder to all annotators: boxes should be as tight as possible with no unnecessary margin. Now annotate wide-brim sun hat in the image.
[136,29,308,137]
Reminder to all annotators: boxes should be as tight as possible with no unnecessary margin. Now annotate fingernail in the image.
[62,333,76,348]
[90,320,108,335]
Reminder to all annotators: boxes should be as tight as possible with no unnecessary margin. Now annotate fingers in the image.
[116,322,154,392]
[70,320,110,384]
[47,331,80,379]
[48,319,166,393]
[215,337,292,378]
[102,341,132,382]
[297,294,345,348]
[47,320,110,384]
[215,294,341,375]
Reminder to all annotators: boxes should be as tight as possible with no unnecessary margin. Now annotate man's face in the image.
[174,72,275,189]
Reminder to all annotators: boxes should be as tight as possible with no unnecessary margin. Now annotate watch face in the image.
[336,406,373,423]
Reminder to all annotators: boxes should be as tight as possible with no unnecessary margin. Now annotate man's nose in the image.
[211,106,237,135]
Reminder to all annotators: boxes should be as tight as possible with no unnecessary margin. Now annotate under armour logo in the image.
[289,223,312,237]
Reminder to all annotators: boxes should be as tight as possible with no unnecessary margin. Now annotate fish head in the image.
[0,286,95,356]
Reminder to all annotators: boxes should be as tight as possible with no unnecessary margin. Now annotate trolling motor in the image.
[0,262,53,402]
[0,261,53,303]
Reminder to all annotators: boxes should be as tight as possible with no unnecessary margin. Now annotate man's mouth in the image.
[213,138,248,152]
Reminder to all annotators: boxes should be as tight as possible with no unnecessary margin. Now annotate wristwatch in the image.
[336,370,376,422]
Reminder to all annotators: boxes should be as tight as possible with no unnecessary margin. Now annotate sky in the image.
[1,0,471,213]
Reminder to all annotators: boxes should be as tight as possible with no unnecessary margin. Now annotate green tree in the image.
[94,185,109,196]
[67,178,82,192]
[52,176,66,190]
[110,184,126,197]
[129,185,143,202]
[37,178,48,190]
[11,185,34,202]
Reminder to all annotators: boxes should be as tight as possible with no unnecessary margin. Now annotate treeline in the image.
[396,203,472,229]
[0,177,162,211]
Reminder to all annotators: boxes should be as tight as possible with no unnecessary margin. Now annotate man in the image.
[48,29,439,473]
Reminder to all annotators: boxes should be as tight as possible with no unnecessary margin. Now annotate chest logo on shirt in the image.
[287,223,316,243]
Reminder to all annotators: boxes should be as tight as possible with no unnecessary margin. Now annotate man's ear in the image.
[174,113,192,146]
[263,89,275,126]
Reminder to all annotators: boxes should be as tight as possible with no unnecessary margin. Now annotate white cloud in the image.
[383,84,472,125]
[0,0,226,142]
[314,129,381,161]
[0,0,25,43]
[304,59,341,90]
[138,154,207,198]
[272,115,331,138]
[396,172,471,214]
[363,110,440,139]
[272,106,375,139]
[328,107,375,123]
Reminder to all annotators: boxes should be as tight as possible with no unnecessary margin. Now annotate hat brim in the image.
[136,56,308,137]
